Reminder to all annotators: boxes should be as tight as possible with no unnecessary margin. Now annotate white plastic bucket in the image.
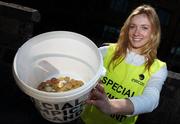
[13,31,104,123]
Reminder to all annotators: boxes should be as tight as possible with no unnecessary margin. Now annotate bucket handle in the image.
[38,60,59,74]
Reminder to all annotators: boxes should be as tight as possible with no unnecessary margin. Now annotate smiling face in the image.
[128,14,152,54]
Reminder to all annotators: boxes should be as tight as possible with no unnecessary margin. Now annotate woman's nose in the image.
[133,28,140,36]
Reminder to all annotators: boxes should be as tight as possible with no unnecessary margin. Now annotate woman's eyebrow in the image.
[141,24,151,27]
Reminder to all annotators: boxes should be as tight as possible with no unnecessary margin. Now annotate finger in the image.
[89,89,97,100]
[85,99,94,105]
[96,83,105,93]
[97,79,102,84]
[91,88,105,99]
[88,84,105,101]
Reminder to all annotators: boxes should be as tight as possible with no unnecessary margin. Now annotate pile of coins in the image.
[37,76,84,92]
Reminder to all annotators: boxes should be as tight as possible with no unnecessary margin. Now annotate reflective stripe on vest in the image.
[81,44,166,124]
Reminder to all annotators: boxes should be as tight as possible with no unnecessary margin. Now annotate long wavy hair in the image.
[109,4,161,71]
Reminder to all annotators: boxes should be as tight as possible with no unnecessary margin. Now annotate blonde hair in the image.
[109,4,161,71]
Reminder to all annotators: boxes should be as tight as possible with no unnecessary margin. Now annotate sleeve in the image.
[128,65,168,115]
[98,46,109,58]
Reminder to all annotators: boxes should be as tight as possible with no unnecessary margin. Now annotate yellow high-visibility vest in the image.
[81,44,166,124]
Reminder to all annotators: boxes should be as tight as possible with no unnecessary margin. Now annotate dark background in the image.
[0,0,180,124]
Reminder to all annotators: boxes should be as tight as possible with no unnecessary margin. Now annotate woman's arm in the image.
[86,66,168,115]
[129,66,168,115]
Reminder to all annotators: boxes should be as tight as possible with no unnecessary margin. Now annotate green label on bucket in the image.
[33,99,85,123]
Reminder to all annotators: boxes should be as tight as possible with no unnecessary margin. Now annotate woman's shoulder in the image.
[106,43,117,51]
[153,59,167,67]
[99,43,117,54]
[150,59,167,75]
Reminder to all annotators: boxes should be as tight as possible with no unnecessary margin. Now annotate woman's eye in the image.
[142,26,148,30]
[129,25,135,29]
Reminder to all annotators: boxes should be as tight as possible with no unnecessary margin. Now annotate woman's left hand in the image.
[86,83,113,114]
[86,83,134,115]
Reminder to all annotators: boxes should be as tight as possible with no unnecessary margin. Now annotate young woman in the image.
[81,4,168,124]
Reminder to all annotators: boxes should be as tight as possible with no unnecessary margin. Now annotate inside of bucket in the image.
[17,54,97,89]
[15,31,102,90]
